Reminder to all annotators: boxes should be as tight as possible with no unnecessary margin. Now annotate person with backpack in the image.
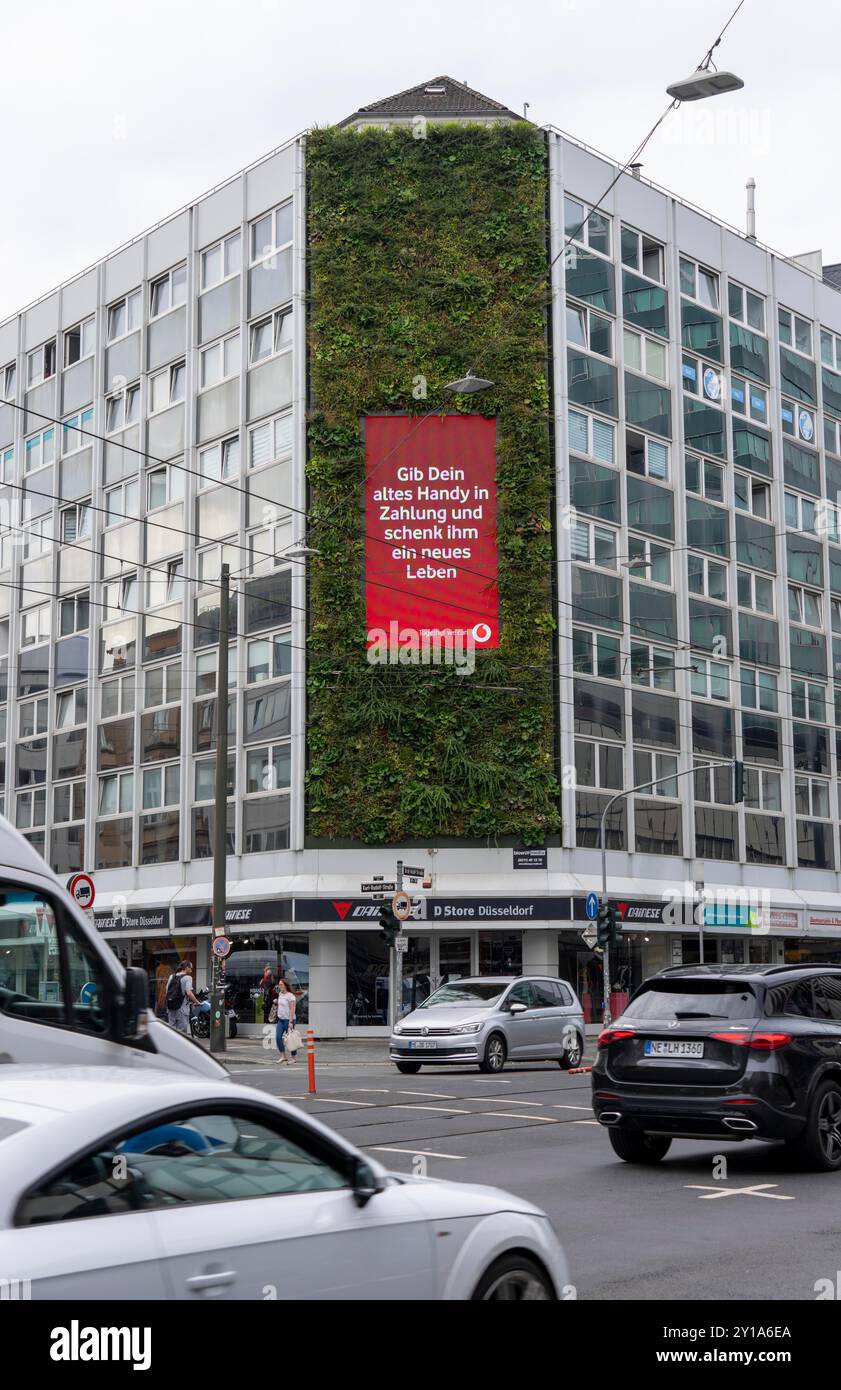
[166,960,199,1034]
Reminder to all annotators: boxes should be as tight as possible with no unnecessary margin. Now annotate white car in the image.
[0,1066,569,1301]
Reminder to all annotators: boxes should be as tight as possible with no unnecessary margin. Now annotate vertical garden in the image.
[306,120,560,845]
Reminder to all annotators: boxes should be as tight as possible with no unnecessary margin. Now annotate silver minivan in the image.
[390,976,586,1074]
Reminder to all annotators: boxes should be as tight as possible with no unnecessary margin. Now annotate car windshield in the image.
[623,980,760,1022]
[419,982,506,1008]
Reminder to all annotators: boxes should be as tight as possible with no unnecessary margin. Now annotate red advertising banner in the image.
[365,414,499,648]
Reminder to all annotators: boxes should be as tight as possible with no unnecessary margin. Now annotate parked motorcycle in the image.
[189,988,211,1039]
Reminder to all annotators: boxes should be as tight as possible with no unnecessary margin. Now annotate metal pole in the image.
[395,859,404,1023]
[600,799,612,1029]
[210,563,230,1055]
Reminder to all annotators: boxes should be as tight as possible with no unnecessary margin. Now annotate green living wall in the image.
[306,121,558,844]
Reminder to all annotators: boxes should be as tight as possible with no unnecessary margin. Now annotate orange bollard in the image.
[307,1027,316,1094]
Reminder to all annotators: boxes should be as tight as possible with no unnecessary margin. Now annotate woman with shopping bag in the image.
[275,977,301,1064]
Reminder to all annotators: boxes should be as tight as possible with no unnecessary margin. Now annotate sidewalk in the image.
[202,1035,597,1070]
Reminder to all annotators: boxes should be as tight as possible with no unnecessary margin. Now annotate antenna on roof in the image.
[746,176,756,241]
[523,102,530,118]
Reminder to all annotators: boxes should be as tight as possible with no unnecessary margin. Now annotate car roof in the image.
[653,963,841,983]
[0,1065,212,1127]
[436,975,560,985]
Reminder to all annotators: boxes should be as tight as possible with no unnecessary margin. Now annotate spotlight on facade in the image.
[666,67,744,102]
[443,371,494,394]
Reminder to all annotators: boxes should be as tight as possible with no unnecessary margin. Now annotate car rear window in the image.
[624,980,760,1021]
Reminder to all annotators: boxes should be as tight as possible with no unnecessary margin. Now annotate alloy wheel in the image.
[818,1090,841,1163]
[482,1270,552,1301]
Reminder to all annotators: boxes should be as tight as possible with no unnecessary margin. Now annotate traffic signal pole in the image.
[210,563,230,1055]
[394,859,403,1026]
[598,757,742,1028]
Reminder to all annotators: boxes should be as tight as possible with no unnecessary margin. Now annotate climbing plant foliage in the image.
[306,121,559,845]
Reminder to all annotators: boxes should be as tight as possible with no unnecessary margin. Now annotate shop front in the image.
[94,907,186,1016]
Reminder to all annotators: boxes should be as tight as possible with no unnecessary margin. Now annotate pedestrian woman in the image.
[259,964,274,1024]
[275,977,298,1064]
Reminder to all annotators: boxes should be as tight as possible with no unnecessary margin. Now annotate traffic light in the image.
[379,902,399,949]
[597,901,622,951]
[732,759,745,803]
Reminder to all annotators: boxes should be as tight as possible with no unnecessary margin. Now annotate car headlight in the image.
[393,1023,404,1034]
[452,1022,483,1034]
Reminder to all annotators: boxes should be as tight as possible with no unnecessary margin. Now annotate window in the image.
[107,289,142,343]
[778,308,812,356]
[24,426,55,472]
[26,341,57,387]
[198,436,240,488]
[18,697,48,738]
[55,686,87,730]
[98,771,134,817]
[58,591,89,636]
[248,412,293,469]
[630,641,675,691]
[626,430,668,480]
[249,310,292,365]
[570,517,617,568]
[105,383,140,433]
[627,534,671,586]
[201,232,242,289]
[2,362,15,399]
[147,463,185,510]
[149,264,187,319]
[728,282,765,333]
[196,542,239,587]
[144,660,181,709]
[788,583,822,628]
[200,333,240,389]
[821,328,841,371]
[20,605,50,648]
[825,416,841,458]
[691,656,730,701]
[566,303,613,358]
[568,407,615,464]
[792,679,826,723]
[64,319,95,367]
[741,667,778,712]
[149,361,186,413]
[22,515,53,560]
[194,755,235,801]
[53,780,86,824]
[101,673,134,718]
[781,397,815,443]
[737,568,774,614]
[682,354,725,404]
[795,774,830,818]
[104,478,140,527]
[142,763,180,810]
[632,748,678,797]
[620,226,664,283]
[744,767,782,812]
[16,789,46,830]
[730,374,767,423]
[680,257,719,309]
[60,504,91,545]
[251,201,293,262]
[734,472,770,519]
[784,490,819,535]
[0,444,12,483]
[693,760,733,804]
[622,328,666,381]
[61,408,94,455]
[572,628,620,680]
[688,553,727,602]
[564,196,610,256]
[245,633,291,685]
[574,739,623,790]
[144,558,184,608]
[685,453,724,502]
[245,743,291,794]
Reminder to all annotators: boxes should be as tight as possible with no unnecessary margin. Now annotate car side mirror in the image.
[350,1157,385,1208]
[508,1002,528,1015]
[121,967,150,1042]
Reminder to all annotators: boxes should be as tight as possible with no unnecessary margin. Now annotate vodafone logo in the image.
[331,901,352,920]
[471,623,492,644]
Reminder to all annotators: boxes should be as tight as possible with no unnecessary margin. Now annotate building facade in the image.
[2,77,841,1035]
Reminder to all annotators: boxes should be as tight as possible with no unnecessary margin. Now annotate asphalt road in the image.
[235,1058,841,1302]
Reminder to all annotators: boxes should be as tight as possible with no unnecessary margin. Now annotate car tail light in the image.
[711,1031,792,1051]
[597,1028,635,1048]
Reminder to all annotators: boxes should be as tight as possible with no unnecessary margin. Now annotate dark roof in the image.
[655,963,841,980]
[338,75,523,127]
[824,262,841,291]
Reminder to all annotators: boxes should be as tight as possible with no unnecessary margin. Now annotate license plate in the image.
[644,1039,704,1058]
[408,1040,437,1050]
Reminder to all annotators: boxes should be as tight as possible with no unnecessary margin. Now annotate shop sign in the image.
[513,849,548,870]
[769,910,801,933]
[94,908,168,933]
[173,900,293,930]
[806,912,841,936]
[429,898,572,922]
[573,897,676,926]
[295,898,427,923]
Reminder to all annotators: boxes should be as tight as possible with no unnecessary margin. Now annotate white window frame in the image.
[24,426,56,473]
[18,696,48,739]
[61,407,94,456]
[572,627,621,680]
[200,232,242,291]
[146,463,185,512]
[26,340,56,388]
[248,412,293,471]
[788,582,822,629]
[143,659,182,711]
[626,533,672,587]
[821,328,841,372]
[622,327,667,381]
[740,666,778,713]
[196,542,239,587]
[247,521,294,575]
[781,396,815,443]
[791,678,826,723]
[685,453,725,503]
[250,202,293,266]
[245,632,292,687]
[58,589,89,637]
[682,353,725,406]
[149,361,186,415]
[106,289,142,344]
[563,195,611,258]
[102,572,138,620]
[629,641,676,691]
[728,282,765,333]
[105,383,140,434]
[244,742,292,796]
[15,788,46,831]
[632,748,679,798]
[693,760,733,806]
[100,672,135,718]
[570,517,617,570]
[734,471,771,520]
[104,478,140,528]
[574,738,623,790]
[795,774,830,819]
[566,302,613,359]
[784,489,818,535]
[55,685,87,730]
[688,553,728,603]
[567,407,615,465]
[53,779,86,825]
[22,515,53,560]
[2,362,15,400]
[20,604,51,647]
[141,762,180,811]
[778,307,813,357]
[64,318,95,368]
[620,225,665,284]
[98,771,134,818]
[737,567,775,615]
[60,504,91,546]
[200,333,240,390]
[690,656,730,702]
[744,767,782,813]
[149,264,187,321]
[248,309,292,367]
[730,374,768,424]
[198,436,240,488]
[679,257,719,310]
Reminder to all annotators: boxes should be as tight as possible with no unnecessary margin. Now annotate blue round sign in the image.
[585,892,599,921]
[212,936,231,958]
[703,367,722,401]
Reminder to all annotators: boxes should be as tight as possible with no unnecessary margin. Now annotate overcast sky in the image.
[1,0,837,320]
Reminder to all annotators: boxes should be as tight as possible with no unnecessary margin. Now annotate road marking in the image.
[302,1098,375,1107]
[492,1098,544,1107]
[471,1078,511,1083]
[395,1090,456,1099]
[573,1119,601,1126]
[346,1088,391,1093]
[392,1104,471,1114]
[369,1146,465,1160]
[685,1183,795,1201]
[552,1104,593,1111]
[485,1111,559,1124]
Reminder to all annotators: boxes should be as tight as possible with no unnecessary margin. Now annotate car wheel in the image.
[558,1032,583,1069]
[787,1079,841,1171]
[479,1033,507,1073]
[608,1128,672,1164]
[395,1062,422,1075]
[472,1254,555,1301]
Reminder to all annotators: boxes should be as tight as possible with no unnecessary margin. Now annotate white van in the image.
[0,818,225,1078]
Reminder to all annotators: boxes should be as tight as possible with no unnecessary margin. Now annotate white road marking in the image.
[685,1183,795,1201]
[395,1090,456,1099]
[391,1104,471,1114]
[491,1098,544,1107]
[552,1104,593,1111]
[573,1119,601,1126]
[485,1111,559,1124]
[369,1146,465,1160]
[303,1098,375,1107]
[345,1088,391,1093]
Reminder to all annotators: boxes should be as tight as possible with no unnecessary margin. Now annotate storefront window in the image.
[223,934,309,1026]
[438,935,471,984]
[400,935,430,1017]
[478,932,522,976]
[347,932,389,1025]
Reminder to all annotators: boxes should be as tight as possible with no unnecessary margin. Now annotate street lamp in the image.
[443,371,494,394]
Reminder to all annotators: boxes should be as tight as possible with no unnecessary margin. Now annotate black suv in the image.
[592,964,841,1170]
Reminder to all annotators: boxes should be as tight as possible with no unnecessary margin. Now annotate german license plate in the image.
[644,1039,704,1058]
[408,1040,437,1050]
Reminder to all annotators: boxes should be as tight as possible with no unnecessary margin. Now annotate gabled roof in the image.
[338,75,523,127]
